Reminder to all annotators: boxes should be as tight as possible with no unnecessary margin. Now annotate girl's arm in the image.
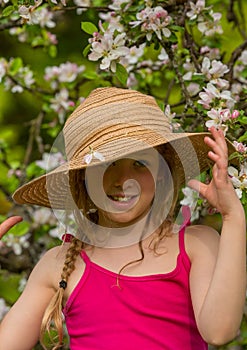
[188,127,246,346]
[0,217,61,349]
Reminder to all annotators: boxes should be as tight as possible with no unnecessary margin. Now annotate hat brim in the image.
[12,132,235,209]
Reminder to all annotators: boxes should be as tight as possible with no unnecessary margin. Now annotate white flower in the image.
[186,0,207,20]
[158,48,169,62]
[233,141,247,154]
[228,163,247,199]
[18,0,42,24]
[131,6,172,41]
[0,299,10,321]
[50,88,75,123]
[49,226,63,239]
[73,0,91,14]
[35,7,56,28]
[89,32,129,72]
[198,12,223,37]
[11,84,23,93]
[183,59,196,80]
[239,50,247,65]
[83,147,105,164]
[181,187,199,207]
[58,62,85,83]
[0,58,7,82]
[108,0,129,11]
[187,82,200,96]
[180,187,200,222]
[44,62,85,85]
[164,104,180,131]
[120,44,145,66]
[5,234,30,255]
[18,277,27,292]
[32,207,57,227]
[205,108,230,133]
[35,152,65,171]
[20,67,35,87]
[98,11,125,33]
[198,83,235,110]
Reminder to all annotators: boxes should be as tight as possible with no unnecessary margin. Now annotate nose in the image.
[112,161,134,187]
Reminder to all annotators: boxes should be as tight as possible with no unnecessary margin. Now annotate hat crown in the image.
[63,87,170,161]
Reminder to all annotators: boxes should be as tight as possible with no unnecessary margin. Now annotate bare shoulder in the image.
[28,243,71,289]
[41,242,70,263]
[184,224,220,261]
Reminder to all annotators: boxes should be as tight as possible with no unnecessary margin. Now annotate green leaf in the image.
[170,25,185,32]
[238,116,247,124]
[0,271,22,304]
[83,44,91,57]
[115,63,128,85]
[2,5,14,17]
[8,57,23,75]
[81,22,98,35]
[228,151,239,161]
[83,70,99,80]
[26,162,46,178]
[48,45,57,58]
[239,131,247,142]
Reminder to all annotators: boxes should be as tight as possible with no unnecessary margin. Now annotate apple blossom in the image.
[186,0,208,20]
[0,299,10,321]
[131,6,172,41]
[198,12,223,36]
[88,32,129,72]
[228,163,247,199]
[4,233,31,255]
[50,89,75,123]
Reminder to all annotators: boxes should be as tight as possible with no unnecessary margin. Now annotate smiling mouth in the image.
[108,195,138,203]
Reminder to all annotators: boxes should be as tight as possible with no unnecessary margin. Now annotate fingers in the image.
[0,216,23,240]
[204,127,228,161]
[204,127,229,180]
[187,179,207,198]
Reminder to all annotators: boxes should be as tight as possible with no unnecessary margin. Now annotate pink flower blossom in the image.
[50,89,75,123]
[198,12,223,37]
[233,141,247,154]
[228,163,247,199]
[198,83,235,110]
[231,110,240,119]
[205,107,231,133]
[186,0,207,20]
[131,6,172,41]
[88,32,129,72]
[44,62,85,87]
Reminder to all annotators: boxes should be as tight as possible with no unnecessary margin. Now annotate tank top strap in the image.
[178,205,191,254]
[180,205,191,229]
[178,225,186,255]
[81,250,91,264]
[178,205,191,268]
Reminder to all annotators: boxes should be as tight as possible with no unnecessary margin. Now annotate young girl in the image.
[0,87,246,350]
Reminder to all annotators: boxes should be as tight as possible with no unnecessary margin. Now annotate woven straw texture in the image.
[12,87,234,209]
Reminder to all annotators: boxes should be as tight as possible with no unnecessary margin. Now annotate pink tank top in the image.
[63,226,207,350]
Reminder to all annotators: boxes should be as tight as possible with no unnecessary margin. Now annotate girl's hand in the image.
[0,216,23,240]
[188,127,241,218]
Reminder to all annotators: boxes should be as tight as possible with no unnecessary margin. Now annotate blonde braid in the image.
[40,236,83,349]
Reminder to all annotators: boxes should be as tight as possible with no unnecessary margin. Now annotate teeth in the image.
[112,196,131,202]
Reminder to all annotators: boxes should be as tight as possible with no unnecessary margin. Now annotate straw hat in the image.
[12,87,234,209]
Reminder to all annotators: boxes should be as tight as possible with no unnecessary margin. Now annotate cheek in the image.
[139,173,156,193]
[102,170,111,191]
